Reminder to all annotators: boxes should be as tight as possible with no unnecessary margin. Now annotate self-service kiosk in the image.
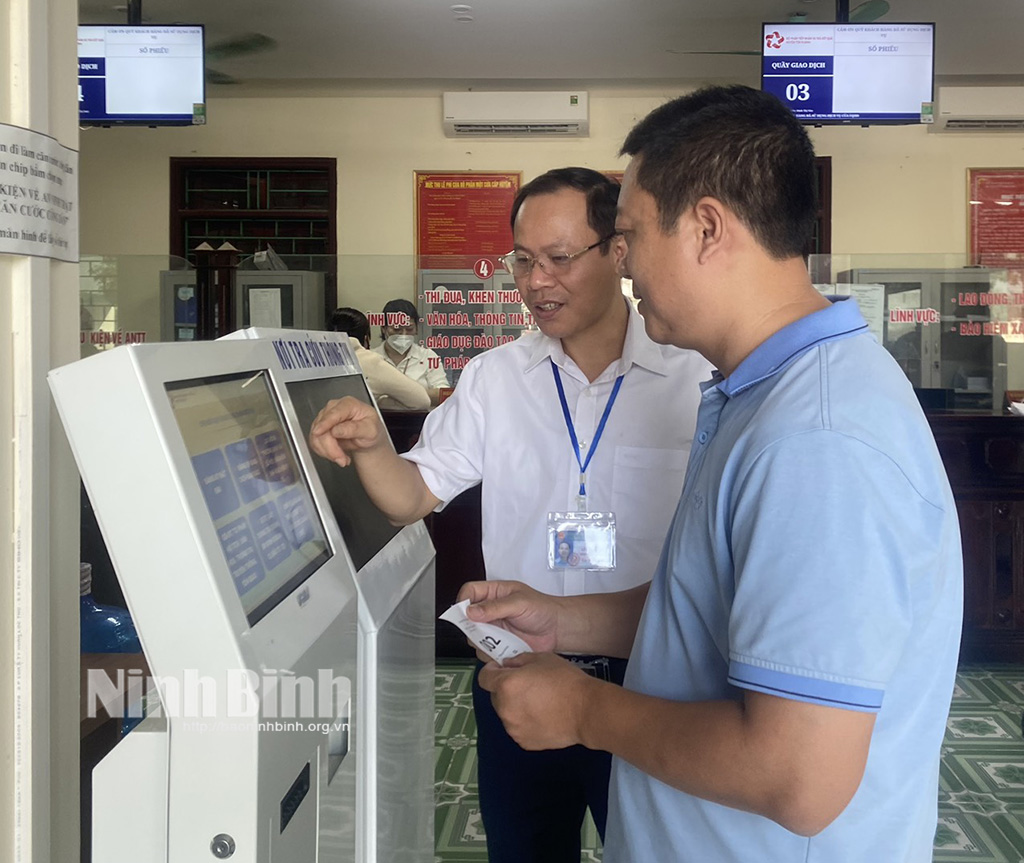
[49,337,434,863]
[225,328,436,863]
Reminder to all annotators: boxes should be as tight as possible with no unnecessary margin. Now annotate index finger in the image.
[308,428,352,467]
[310,396,361,435]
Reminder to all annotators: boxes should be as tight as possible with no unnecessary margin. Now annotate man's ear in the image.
[692,197,727,264]
[609,232,627,267]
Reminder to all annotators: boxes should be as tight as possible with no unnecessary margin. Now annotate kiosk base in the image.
[92,719,167,863]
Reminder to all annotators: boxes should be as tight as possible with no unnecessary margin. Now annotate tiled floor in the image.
[434,660,1024,862]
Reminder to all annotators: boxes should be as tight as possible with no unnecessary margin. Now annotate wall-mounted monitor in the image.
[78,24,206,126]
[761,22,934,125]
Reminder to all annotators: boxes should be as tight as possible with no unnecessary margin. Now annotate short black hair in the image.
[328,306,370,344]
[620,85,816,260]
[509,167,619,254]
[381,298,418,329]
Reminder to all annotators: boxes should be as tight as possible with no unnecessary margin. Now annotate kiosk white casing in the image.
[49,338,433,863]
[224,328,435,863]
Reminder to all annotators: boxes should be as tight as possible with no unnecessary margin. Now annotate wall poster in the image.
[414,171,521,266]
[412,171,526,384]
[969,168,1024,266]
[0,122,78,262]
[966,169,1024,391]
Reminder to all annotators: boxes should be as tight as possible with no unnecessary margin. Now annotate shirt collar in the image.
[523,299,669,378]
[718,296,869,398]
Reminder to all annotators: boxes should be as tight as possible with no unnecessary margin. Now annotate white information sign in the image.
[0,123,79,263]
[249,287,283,327]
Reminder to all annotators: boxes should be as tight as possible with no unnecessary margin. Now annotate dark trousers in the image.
[472,656,627,863]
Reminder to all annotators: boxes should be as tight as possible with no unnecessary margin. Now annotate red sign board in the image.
[969,168,1024,267]
[415,171,520,268]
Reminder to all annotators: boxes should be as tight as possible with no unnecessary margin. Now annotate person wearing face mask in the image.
[372,297,450,406]
[328,307,431,410]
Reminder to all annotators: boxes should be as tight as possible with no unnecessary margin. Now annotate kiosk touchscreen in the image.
[226,328,435,863]
[49,338,432,863]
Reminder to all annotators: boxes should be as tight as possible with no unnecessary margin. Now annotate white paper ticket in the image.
[438,599,533,665]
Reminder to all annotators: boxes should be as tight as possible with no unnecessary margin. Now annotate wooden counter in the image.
[928,413,1024,661]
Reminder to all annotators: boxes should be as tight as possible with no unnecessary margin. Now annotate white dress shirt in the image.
[349,337,431,410]
[371,341,451,390]
[403,302,712,596]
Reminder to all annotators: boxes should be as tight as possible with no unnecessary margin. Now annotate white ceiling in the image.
[77,0,1024,90]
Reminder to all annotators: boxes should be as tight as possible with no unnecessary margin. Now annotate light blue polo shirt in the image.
[605,298,963,862]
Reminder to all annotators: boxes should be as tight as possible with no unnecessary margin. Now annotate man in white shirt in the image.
[328,307,431,410]
[310,167,709,863]
[372,297,451,405]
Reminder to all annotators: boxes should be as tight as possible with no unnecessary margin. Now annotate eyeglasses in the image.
[499,233,617,279]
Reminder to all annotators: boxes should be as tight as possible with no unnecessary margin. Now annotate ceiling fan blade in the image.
[206,32,276,61]
[205,67,240,85]
[849,0,891,23]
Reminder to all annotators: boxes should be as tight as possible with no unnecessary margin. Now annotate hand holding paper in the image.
[454,580,561,655]
[439,599,532,665]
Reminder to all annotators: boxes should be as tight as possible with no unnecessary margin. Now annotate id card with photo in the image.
[547,511,616,571]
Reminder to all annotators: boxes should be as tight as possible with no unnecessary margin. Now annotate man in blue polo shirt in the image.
[463,85,963,862]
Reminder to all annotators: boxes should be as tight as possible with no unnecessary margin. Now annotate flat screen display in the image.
[78,25,205,126]
[286,375,402,571]
[761,23,934,124]
[167,371,331,625]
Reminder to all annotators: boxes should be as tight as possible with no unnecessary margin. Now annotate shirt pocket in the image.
[611,446,690,539]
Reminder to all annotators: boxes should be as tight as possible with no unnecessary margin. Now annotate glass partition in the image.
[233,252,545,385]
[79,255,193,358]
[808,253,1024,414]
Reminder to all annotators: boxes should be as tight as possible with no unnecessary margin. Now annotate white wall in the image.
[79,85,1024,259]
[815,123,1024,254]
[77,85,1024,385]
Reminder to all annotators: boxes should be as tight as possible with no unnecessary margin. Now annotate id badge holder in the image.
[547,511,617,571]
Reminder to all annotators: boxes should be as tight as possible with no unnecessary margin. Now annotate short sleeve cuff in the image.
[728,660,883,713]
[399,451,453,512]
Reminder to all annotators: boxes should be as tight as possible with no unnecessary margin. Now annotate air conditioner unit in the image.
[442,91,589,137]
[933,86,1024,131]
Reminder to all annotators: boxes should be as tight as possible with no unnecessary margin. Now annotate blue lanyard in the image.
[550,358,624,508]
